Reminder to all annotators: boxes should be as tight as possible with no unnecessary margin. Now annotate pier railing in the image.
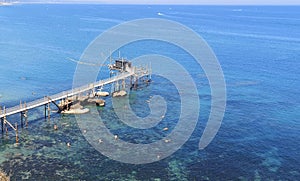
[0,71,137,118]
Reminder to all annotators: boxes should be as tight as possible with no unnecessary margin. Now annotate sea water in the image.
[0,4,299,180]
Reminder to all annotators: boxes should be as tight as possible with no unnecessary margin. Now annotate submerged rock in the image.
[70,102,83,109]
[77,96,89,102]
[61,108,89,114]
[87,98,105,106]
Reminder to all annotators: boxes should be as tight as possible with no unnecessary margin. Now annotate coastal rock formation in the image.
[87,98,105,106]
[61,108,89,114]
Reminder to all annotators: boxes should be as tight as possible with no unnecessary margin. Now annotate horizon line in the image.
[8,0,300,5]
[11,2,300,5]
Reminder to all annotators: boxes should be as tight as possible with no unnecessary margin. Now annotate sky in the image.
[18,0,300,5]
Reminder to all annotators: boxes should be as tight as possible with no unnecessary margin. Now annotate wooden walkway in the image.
[0,64,150,119]
[0,60,151,143]
[0,72,134,119]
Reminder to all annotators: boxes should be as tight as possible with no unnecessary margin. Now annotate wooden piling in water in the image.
[3,118,7,135]
[44,104,47,119]
[25,110,28,127]
[20,112,24,128]
[15,122,18,143]
[47,102,51,120]
[122,79,126,90]
[4,118,7,135]
[134,76,138,90]
[1,118,3,133]
[24,102,28,127]
[0,108,2,133]
[3,107,7,135]
[19,100,24,128]
[130,75,133,89]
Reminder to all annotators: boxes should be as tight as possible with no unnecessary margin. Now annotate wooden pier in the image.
[0,59,151,142]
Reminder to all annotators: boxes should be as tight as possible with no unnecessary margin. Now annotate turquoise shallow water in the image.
[0,4,299,180]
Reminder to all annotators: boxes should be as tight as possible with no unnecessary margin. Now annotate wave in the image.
[0,41,77,55]
[203,30,300,43]
[232,9,243,12]
[228,81,261,87]
[157,12,164,16]
[231,15,300,21]
[156,12,183,19]
[169,11,219,18]
[80,17,123,24]
[0,16,9,23]
[79,28,104,32]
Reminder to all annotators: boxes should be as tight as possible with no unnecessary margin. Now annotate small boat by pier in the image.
[95,91,110,97]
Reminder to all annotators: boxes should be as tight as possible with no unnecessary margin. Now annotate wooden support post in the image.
[134,76,138,90]
[20,112,24,128]
[122,79,126,90]
[47,102,51,120]
[66,99,69,110]
[4,118,7,135]
[146,75,149,85]
[0,107,2,134]
[24,102,28,127]
[130,75,133,89]
[92,88,95,97]
[115,81,120,92]
[44,104,47,119]
[25,110,28,128]
[4,107,7,135]
[1,118,3,133]
[15,123,18,143]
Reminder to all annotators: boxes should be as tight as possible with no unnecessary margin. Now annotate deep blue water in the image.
[0,4,299,180]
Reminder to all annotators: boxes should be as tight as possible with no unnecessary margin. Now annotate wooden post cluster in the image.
[1,106,19,143]
[1,117,3,134]
[19,101,28,128]
[0,107,3,134]
[43,97,51,120]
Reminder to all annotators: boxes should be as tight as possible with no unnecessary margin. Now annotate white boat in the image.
[95,91,109,97]
[112,90,127,97]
